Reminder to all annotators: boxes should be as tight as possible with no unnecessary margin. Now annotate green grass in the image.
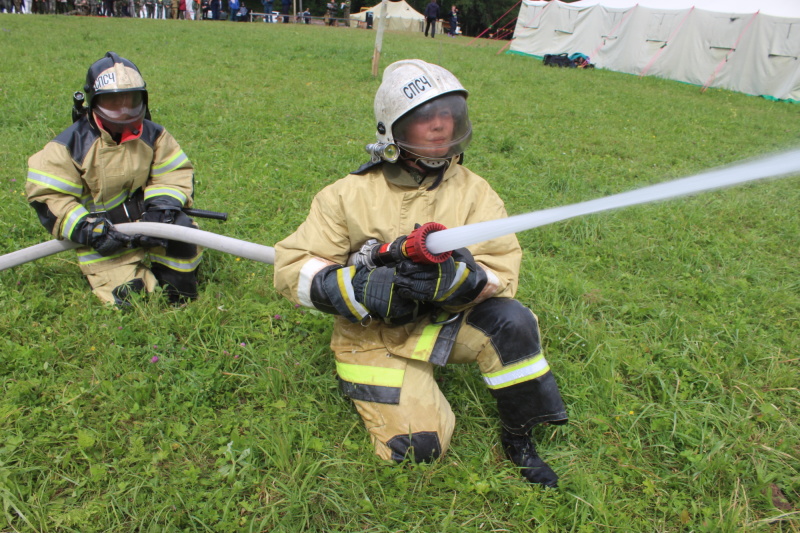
[1,14,799,532]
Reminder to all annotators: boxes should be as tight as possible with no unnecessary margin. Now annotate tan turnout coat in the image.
[274,159,522,364]
[26,117,194,276]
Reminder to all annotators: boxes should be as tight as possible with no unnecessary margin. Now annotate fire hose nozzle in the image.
[402,222,451,264]
[348,222,452,269]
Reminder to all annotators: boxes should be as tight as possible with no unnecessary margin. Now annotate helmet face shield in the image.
[93,91,146,133]
[93,91,146,132]
[393,93,472,163]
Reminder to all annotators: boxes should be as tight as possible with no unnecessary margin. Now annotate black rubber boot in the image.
[151,263,198,304]
[501,429,559,488]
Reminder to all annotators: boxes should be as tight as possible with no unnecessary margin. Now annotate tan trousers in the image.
[86,262,158,303]
[336,301,561,462]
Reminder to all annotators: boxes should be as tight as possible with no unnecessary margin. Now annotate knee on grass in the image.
[386,431,443,463]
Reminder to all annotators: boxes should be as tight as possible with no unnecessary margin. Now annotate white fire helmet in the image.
[84,52,148,134]
[372,59,472,169]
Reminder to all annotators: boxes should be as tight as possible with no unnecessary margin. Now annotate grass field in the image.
[1,14,799,532]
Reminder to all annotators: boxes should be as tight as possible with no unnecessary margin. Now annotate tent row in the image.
[510,0,800,102]
[350,0,443,34]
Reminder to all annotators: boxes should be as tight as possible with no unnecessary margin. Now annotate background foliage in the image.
[1,14,799,532]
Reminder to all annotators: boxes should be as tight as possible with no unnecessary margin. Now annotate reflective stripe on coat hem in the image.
[150,252,203,272]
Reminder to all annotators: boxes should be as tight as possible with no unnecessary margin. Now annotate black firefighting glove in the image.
[138,206,198,259]
[318,265,418,324]
[74,218,132,257]
[396,248,488,308]
[435,248,488,307]
[394,257,456,302]
[351,266,419,324]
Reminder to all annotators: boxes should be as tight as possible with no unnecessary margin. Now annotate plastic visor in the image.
[93,91,146,130]
[392,94,472,161]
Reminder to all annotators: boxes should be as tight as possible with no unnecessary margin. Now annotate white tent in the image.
[510,0,800,101]
[350,0,443,34]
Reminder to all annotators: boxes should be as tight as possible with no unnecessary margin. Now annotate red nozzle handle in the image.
[403,222,452,264]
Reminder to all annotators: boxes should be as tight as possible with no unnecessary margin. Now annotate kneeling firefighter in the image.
[274,59,568,487]
[26,52,202,305]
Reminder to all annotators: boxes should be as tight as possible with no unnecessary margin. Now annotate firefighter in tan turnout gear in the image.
[275,59,567,487]
[26,52,202,306]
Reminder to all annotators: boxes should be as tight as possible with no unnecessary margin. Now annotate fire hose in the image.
[349,148,800,267]
[1,148,798,273]
[0,223,275,272]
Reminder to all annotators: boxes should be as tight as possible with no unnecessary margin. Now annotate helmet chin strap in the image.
[400,148,452,172]
[415,157,449,170]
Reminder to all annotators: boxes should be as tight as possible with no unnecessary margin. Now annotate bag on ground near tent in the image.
[543,53,575,68]
[569,53,595,69]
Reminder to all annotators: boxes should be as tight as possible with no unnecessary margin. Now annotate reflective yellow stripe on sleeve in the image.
[336,266,369,320]
[61,204,90,240]
[27,169,84,197]
[151,150,188,178]
[143,186,188,205]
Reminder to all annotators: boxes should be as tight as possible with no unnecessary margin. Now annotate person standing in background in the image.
[341,0,349,27]
[448,5,458,37]
[325,0,335,25]
[261,0,272,21]
[281,0,289,22]
[424,0,439,38]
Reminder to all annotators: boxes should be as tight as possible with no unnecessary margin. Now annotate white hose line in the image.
[0,239,79,271]
[4,149,796,272]
[115,223,276,264]
[426,148,800,255]
[0,223,275,272]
